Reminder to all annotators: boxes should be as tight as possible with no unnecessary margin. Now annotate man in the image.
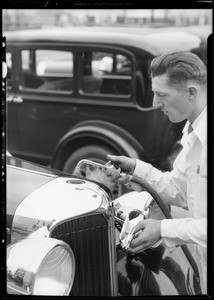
[107,51,207,293]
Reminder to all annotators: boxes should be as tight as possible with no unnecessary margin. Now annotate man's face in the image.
[152,74,190,123]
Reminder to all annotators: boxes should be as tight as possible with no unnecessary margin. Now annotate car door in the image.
[7,43,78,165]
[6,48,21,152]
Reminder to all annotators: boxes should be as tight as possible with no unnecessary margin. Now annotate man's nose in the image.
[152,95,163,109]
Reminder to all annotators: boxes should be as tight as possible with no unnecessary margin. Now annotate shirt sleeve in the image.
[161,217,207,248]
[133,155,188,208]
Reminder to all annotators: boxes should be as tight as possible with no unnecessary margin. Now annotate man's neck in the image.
[189,98,207,123]
[192,106,207,128]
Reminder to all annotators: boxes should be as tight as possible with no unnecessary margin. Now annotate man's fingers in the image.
[132,220,146,234]
[107,154,124,167]
[104,160,112,167]
[117,174,132,184]
[107,154,119,162]
[128,240,149,253]
[128,225,148,251]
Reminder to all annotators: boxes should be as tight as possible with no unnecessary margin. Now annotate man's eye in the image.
[157,93,165,97]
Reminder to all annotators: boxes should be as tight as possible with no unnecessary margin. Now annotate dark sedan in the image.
[5,28,204,178]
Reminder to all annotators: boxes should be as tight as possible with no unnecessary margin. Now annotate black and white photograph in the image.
[2,2,213,298]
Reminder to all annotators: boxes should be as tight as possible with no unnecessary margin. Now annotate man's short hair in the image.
[150,51,207,89]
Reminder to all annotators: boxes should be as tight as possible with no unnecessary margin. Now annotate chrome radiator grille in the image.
[51,213,115,296]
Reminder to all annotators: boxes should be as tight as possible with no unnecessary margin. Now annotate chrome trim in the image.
[49,210,118,296]
[186,264,194,295]
[11,177,110,243]
[7,237,75,295]
[12,96,23,103]
[185,261,201,295]
[107,204,118,296]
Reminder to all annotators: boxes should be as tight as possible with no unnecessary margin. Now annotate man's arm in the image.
[161,217,207,248]
[133,157,187,209]
[129,217,207,252]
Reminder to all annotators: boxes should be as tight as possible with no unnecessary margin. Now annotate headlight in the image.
[7,237,75,295]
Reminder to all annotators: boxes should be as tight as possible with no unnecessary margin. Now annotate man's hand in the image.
[128,219,162,253]
[106,154,136,184]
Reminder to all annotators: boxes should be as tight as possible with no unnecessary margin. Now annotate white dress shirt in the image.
[133,107,207,293]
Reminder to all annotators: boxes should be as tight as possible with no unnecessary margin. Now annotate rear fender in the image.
[52,120,145,170]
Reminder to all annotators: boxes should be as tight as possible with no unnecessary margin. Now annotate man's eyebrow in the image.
[152,89,167,94]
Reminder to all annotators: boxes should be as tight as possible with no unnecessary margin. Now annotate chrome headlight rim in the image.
[7,237,75,296]
[33,240,75,296]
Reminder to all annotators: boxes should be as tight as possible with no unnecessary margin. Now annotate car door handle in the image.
[6,96,23,103]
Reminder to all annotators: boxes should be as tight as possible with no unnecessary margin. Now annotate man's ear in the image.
[188,86,197,99]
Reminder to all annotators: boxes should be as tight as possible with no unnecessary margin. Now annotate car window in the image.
[80,51,132,96]
[135,52,153,107]
[21,49,73,92]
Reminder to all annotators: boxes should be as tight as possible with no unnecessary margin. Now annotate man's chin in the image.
[168,115,185,123]
[168,115,182,123]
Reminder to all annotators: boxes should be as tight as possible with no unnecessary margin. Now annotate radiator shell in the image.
[50,212,117,296]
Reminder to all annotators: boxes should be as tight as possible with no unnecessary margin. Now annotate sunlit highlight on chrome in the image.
[33,246,73,295]
[7,237,75,295]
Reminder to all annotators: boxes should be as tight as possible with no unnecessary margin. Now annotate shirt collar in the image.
[182,107,207,145]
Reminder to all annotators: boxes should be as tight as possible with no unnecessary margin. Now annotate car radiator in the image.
[51,213,117,296]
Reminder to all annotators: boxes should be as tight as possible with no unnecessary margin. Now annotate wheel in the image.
[63,144,124,198]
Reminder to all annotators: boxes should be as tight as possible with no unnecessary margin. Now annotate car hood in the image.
[7,163,110,244]
[7,165,57,217]
[6,165,56,229]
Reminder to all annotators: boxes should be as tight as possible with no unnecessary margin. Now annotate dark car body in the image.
[5,27,204,174]
[6,154,201,296]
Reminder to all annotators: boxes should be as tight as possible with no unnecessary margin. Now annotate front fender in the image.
[117,245,190,296]
[52,120,145,170]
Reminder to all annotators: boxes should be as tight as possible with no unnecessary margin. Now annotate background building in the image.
[2,9,212,31]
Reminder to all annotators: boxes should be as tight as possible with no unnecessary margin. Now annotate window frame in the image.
[17,44,76,95]
[8,42,150,107]
[5,50,13,92]
[77,45,135,102]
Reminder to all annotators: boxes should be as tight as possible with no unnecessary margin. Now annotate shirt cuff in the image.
[161,219,180,248]
[161,219,176,238]
[133,159,152,179]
